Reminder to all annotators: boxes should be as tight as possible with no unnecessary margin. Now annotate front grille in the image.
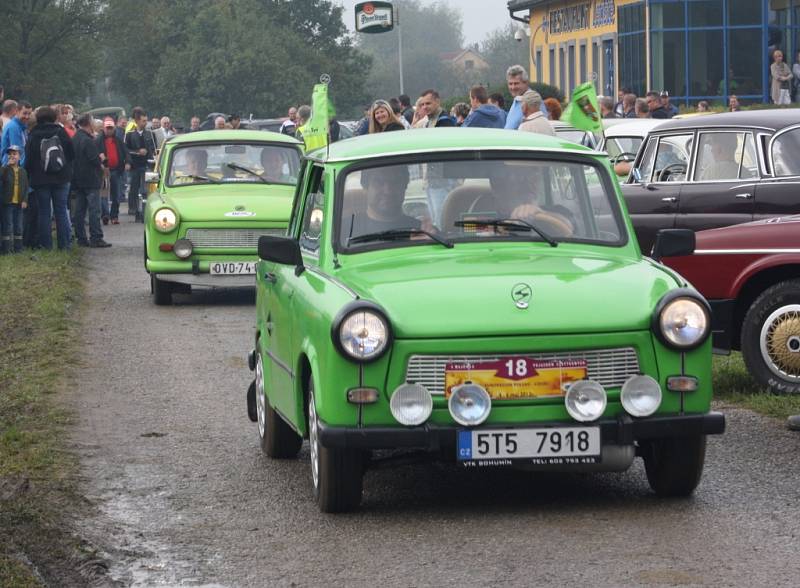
[405,348,641,395]
[185,228,285,249]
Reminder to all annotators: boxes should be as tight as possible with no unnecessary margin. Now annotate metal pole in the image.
[396,7,404,95]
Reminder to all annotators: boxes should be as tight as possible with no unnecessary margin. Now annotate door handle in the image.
[735,193,753,200]
[661,196,677,203]
[264,272,277,284]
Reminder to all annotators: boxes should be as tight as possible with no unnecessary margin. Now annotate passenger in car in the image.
[698,134,743,181]
[260,148,290,183]
[490,169,574,236]
[174,149,209,183]
[345,166,422,238]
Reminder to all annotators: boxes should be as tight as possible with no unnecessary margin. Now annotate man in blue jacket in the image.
[1,101,32,166]
[462,86,506,129]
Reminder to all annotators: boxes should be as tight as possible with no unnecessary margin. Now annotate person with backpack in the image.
[24,105,74,250]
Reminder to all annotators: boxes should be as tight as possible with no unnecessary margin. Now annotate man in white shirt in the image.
[518,91,555,136]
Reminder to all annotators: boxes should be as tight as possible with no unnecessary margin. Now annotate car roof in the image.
[604,119,665,138]
[647,109,800,132]
[167,129,301,146]
[307,128,601,162]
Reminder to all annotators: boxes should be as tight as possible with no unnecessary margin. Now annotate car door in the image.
[622,132,692,253]
[677,130,758,233]
[755,125,800,219]
[268,164,325,421]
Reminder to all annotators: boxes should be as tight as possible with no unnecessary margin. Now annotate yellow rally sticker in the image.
[445,357,588,399]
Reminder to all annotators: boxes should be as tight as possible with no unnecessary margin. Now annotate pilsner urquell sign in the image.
[355,1,394,33]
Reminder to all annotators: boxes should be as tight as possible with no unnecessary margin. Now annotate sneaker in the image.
[111,218,120,225]
[89,240,112,248]
[788,415,800,431]
[76,240,90,247]
[102,215,110,225]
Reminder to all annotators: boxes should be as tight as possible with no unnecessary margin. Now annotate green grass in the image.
[713,352,800,420]
[0,249,84,586]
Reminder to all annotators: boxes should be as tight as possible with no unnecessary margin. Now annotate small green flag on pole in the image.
[562,82,603,133]
[302,83,330,152]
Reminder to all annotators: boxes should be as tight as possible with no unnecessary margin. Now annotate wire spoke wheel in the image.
[760,304,800,381]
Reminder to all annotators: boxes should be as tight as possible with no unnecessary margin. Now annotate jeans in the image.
[109,169,124,219]
[1,204,24,253]
[22,196,37,248]
[128,167,146,216]
[35,183,72,250]
[74,188,104,243]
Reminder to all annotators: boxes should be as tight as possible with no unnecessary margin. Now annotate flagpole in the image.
[396,7,405,95]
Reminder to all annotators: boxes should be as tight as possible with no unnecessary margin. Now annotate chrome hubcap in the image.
[760,304,800,381]
[309,392,320,490]
[256,355,266,438]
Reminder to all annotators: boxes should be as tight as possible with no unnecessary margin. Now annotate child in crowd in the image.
[0,145,29,253]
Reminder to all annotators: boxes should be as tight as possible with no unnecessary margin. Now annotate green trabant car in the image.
[144,130,302,304]
[246,128,725,512]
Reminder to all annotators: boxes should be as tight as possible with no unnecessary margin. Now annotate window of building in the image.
[650,1,685,29]
[689,29,724,96]
[550,47,556,86]
[592,43,600,92]
[536,48,543,83]
[689,0,723,27]
[729,28,764,96]
[559,47,566,92]
[729,0,761,26]
[651,31,687,96]
[569,44,576,93]
[579,43,587,84]
[465,60,474,70]
[618,2,646,97]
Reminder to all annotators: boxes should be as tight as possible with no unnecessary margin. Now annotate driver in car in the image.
[490,167,574,237]
[260,148,291,183]
[346,166,427,238]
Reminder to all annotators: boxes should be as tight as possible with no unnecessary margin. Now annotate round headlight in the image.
[173,238,193,259]
[448,382,491,427]
[154,208,177,232]
[658,296,710,349]
[338,310,390,362]
[390,383,433,426]
[564,380,607,422]
[621,375,662,417]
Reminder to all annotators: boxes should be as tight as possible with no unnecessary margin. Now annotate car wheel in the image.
[152,274,172,305]
[643,435,706,497]
[255,354,301,458]
[742,280,800,394]
[308,379,363,513]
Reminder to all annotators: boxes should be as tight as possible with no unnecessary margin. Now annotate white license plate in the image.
[457,426,601,465]
[209,261,256,275]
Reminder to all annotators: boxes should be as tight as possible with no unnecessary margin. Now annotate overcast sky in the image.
[335,0,513,45]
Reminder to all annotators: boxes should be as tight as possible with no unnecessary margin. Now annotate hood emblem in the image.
[224,206,256,218]
[512,283,532,309]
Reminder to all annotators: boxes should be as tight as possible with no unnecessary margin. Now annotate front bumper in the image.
[318,412,726,451]
[154,272,255,288]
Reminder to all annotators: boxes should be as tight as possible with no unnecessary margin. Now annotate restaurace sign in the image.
[355,1,394,33]
[549,0,615,35]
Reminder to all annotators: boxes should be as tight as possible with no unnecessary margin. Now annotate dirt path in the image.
[68,219,800,587]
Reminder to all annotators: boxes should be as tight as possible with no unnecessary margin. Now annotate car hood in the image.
[160,184,295,222]
[693,215,800,250]
[335,247,680,338]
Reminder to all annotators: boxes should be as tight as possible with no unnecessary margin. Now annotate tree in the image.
[357,0,465,101]
[0,0,103,105]
[480,23,534,89]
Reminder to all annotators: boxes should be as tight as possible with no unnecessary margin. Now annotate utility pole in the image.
[396,6,404,95]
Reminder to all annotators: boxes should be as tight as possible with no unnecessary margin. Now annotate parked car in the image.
[550,120,598,148]
[622,110,800,254]
[241,117,286,133]
[246,128,724,512]
[144,130,303,304]
[664,215,800,394]
[598,119,663,178]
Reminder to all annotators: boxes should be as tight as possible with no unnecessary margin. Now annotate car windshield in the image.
[338,158,624,251]
[167,143,300,187]
[606,136,643,160]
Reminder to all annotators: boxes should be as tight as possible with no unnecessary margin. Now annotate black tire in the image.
[308,380,363,513]
[152,274,173,305]
[741,280,800,394]
[643,435,706,497]
[255,354,301,458]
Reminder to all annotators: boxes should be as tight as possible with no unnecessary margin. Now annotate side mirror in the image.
[258,236,303,271]
[651,229,695,262]
[632,168,642,183]
[145,172,160,184]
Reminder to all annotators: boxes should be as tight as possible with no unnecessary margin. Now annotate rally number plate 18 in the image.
[209,261,256,275]
[457,427,601,466]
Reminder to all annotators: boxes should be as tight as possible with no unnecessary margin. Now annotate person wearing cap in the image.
[1,145,30,254]
[72,113,111,247]
[661,90,678,117]
[518,90,555,136]
[96,117,129,225]
[646,92,670,119]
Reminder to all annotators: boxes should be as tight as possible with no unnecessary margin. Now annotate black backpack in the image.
[40,134,65,174]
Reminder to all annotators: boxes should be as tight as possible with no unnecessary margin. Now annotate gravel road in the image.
[68,219,800,587]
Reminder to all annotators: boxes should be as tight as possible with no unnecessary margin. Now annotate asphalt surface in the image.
[68,218,800,587]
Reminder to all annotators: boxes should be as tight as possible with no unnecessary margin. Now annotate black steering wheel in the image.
[657,163,687,182]
[610,151,637,165]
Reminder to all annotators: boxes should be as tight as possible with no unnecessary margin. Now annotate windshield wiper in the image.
[348,227,453,248]
[225,162,268,183]
[184,174,220,184]
[454,218,557,247]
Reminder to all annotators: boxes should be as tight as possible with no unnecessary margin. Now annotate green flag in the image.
[302,83,330,152]
[562,82,602,133]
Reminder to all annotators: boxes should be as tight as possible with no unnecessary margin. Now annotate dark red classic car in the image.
[664,216,800,394]
[624,110,800,254]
